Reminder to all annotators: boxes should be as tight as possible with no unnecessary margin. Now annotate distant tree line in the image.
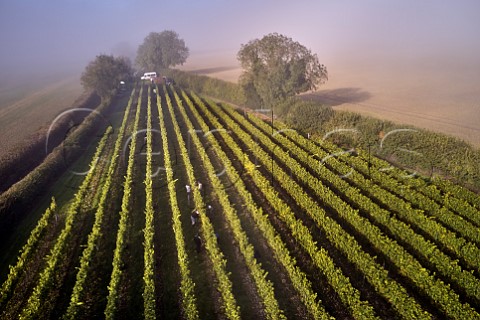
[81,31,329,107]
[238,33,328,109]
[136,30,189,71]
[81,55,132,99]
[81,30,189,98]
[80,30,480,191]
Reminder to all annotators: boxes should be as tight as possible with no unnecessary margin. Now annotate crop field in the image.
[0,77,83,158]
[181,56,480,147]
[1,83,479,319]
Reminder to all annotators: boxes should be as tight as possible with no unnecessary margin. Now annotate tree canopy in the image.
[81,55,133,98]
[136,30,189,71]
[238,33,328,108]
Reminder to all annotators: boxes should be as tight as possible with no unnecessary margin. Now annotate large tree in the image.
[81,55,132,98]
[238,33,328,108]
[136,30,189,71]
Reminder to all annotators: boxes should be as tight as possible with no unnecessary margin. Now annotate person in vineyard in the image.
[191,209,199,225]
[186,184,191,204]
[196,180,204,197]
[194,233,202,253]
[190,213,196,226]
[254,248,261,261]
[206,204,213,216]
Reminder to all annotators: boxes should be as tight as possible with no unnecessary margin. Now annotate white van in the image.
[141,72,157,81]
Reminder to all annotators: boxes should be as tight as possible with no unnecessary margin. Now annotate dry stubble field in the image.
[0,76,83,158]
[181,52,480,147]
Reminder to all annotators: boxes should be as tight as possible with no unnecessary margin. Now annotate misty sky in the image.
[1,0,479,76]
[1,0,479,143]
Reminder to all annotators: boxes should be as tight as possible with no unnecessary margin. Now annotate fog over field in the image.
[1,0,479,144]
[182,46,480,145]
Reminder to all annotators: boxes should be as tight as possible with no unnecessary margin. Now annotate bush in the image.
[81,55,133,99]
[322,110,480,191]
[283,100,334,133]
[163,69,246,106]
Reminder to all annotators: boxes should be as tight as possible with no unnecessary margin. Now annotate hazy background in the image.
[1,0,479,144]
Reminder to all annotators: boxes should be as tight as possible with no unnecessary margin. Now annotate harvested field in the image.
[181,53,480,146]
[0,76,83,158]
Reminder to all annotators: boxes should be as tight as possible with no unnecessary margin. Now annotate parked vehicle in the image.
[140,72,157,81]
